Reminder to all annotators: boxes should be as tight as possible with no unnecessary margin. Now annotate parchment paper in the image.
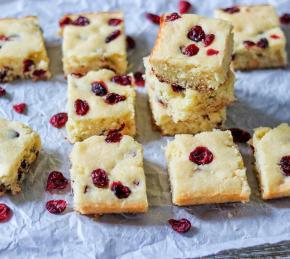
[1,0,290,258]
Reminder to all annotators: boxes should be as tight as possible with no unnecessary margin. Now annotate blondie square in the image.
[0,118,41,195]
[0,16,51,82]
[70,135,148,214]
[144,57,235,122]
[251,123,290,200]
[149,13,233,90]
[166,131,251,205]
[66,69,136,143]
[60,12,127,76]
[215,5,287,70]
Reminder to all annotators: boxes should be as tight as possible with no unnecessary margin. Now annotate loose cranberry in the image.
[111,181,131,199]
[189,146,213,165]
[91,169,109,188]
[280,156,290,176]
[179,0,192,14]
[171,84,185,92]
[0,87,6,97]
[207,49,219,56]
[23,59,34,73]
[126,36,136,50]
[145,13,160,25]
[33,69,46,79]
[181,44,199,56]
[229,128,251,143]
[108,18,123,26]
[257,38,269,49]
[105,30,121,43]
[46,200,67,214]
[222,6,240,14]
[13,103,26,114]
[91,81,108,96]
[270,34,280,39]
[280,13,290,24]
[46,171,69,191]
[49,112,68,128]
[133,72,145,87]
[187,25,205,42]
[243,40,256,48]
[111,75,132,86]
[59,16,73,27]
[105,124,125,143]
[104,93,126,105]
[168,218,191,233]
[73,16,90,26]
[165,13,181,22]
[0,204,12,222]
[203,34,215,47]
[74,99,89,116]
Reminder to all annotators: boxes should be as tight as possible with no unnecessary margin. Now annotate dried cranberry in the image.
[207,49,219,56]
[46,200,67,214]
[105,30,121,43]
[46,171,69,191]
[165,13,181,22]
[222,6,240,14]
[33,69,46,79]
[270,34,280,39]
[126,36,136,50]
[23,59,34,73]
[280,156,290,176]
[105,124,125,143]
[91,169,109,188]
[145,13,160,25]
[257,38,269,49]
[73,16,90,26]
[104,93,126,105]
[179,0,192,14]
[0,87,6,97]
[111,181,131,199]
[108,18,123,26]
[168,218,191,233]
[111,75,132,86]
[229,128,251,143]
[181,44,199,56]
[171,84,185,92]
[49,112,68,128]
[243,40,256,48]
[74,99,89,116]
[189,146,213,165]
[203,34,215,47]
[13,103,26,114]
[59,16,73,27]
[91,81,108,96]
[0,204,11,222]
[133,72,145,87]
[187,25,205,42]
[0,35,9,41]
[280,13,290,24]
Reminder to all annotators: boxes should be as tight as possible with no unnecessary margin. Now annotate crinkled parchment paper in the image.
[1,0,290,258]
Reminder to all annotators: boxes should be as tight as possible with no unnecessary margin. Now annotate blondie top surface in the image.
[70,135,148,214]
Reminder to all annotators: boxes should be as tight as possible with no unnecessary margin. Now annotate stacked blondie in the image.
[146,13,235,135]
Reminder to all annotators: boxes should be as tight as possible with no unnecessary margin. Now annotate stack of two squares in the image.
[145,13,236,135]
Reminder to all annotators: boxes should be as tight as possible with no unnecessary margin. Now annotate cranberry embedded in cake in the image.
[74,99,89,116]
[91,169,109,188]
[91,81,108,96]
[111,181,131,199]
[111,75,131,86]
[189,146,214,165]
[280,156,290,176]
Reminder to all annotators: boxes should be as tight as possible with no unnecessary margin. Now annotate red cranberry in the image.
[46,171,69,191]
[111,181,131,199]
[23,59,34,73]
[257,38,269,49]
[74,99,89,116]
[229,128,251,143]
[105,124,124,143]
[126,36,136,50]
[187,25,205,42]
[280,156,290,176]
[108,18,123,26]
[222,6,240,14]
[133,72,145,87]
[203,34,215,47]
[111,75,132,86]
[270,34,280,39]
[243,40,256,48]
[73,16,90,26]
[0,204,12,222]
[13,103,26,114]
[33,69,46,79]
[104,93,126,105]
[91,81,108,96]
[49,112,68,128]
[0,35,9,41]
[0,87,6,97]
[165,13,181,22]
[145,13,160,25]
[181,44,199,56]
[59,16,73,27]
[171,84,185,92]
[91,169,109,188]
[207,49,219,56]
[168,218,191,233]
[46,200,67,214]
[189,146,213,165]
[105,30,121,43]
[179,0,192,14]
[280,13,290,24]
